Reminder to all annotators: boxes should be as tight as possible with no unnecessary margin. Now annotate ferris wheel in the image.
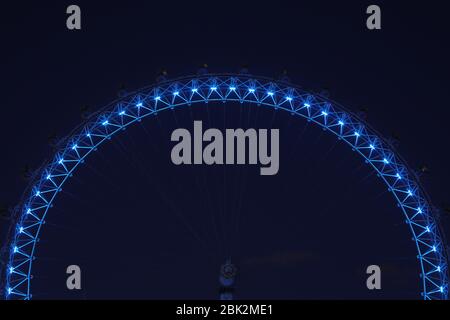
[1,74,448,300]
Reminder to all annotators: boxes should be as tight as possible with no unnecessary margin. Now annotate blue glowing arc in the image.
[3,74,448,299]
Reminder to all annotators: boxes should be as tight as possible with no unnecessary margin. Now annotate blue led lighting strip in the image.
[3,75,448,300]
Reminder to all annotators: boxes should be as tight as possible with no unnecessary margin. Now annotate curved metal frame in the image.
[3,74,448,299]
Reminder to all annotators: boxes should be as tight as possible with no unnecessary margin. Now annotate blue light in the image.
[35,191,41,197]
[9,267,14,274]
[7,288,12,295]
[6,75,446,300]
[13,246,18,253]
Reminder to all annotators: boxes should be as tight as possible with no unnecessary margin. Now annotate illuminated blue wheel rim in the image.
[3,74,448,299]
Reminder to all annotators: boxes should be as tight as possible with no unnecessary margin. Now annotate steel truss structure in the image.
[2,74,448,299]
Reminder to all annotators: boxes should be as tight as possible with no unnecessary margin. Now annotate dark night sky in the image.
[0,1,450,299]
